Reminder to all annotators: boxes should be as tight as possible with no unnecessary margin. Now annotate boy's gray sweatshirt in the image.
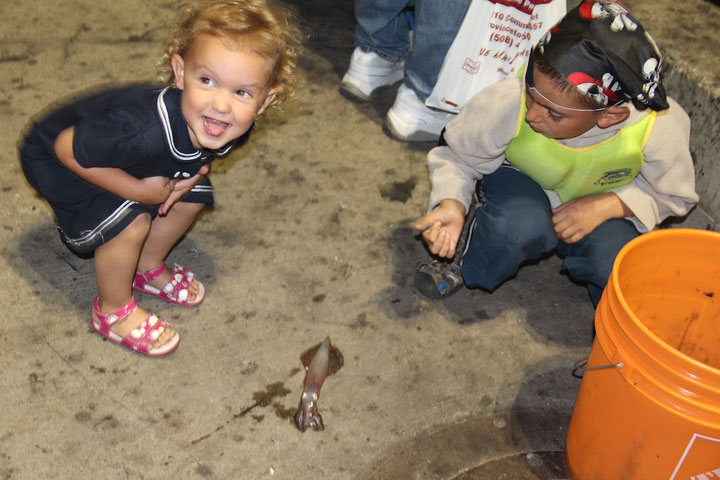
[427,77,699,233]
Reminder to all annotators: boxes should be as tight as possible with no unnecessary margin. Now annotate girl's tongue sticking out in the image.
[203,116,229,137]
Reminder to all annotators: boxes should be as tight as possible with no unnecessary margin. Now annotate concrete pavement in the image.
[0,0,717,479]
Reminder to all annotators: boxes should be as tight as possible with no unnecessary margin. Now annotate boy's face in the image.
[524,65,604,140]
[171,33,277,150]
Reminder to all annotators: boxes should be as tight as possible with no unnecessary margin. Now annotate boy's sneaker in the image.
[385,84,455,142]
[340,47,405,101]
[414,202,480,300]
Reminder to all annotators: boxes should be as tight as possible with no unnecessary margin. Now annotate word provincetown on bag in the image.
[426,0,566,114]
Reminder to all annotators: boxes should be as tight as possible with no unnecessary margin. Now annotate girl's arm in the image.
[54,127,175,205]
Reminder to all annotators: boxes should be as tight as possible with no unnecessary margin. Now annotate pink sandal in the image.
[91,297,180,356]
[132,264,205,306]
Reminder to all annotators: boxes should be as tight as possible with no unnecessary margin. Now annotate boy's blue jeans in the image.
[352,0,471,101]
[461,167,640,306]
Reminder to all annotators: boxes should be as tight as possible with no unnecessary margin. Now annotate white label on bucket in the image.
[670,433,720,479]
[688,470,720,480]
[694,471,720,480]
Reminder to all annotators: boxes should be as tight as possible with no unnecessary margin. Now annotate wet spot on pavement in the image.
[253,382,291,407]
[75,411,91,423]
[195,464,213,477]
[272,403,297,420]
[350,312,370,329]
[379,178,416,203]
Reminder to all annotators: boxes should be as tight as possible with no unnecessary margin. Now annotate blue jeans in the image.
[460,167,641,306]
[353,0,471,101]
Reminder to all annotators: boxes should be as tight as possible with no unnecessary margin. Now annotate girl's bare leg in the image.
[93,213,175,345]
[136,202,205,300]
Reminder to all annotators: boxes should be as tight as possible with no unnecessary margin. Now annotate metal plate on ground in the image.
[364,409,570,479]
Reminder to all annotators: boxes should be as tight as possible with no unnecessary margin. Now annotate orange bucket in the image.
[565,228,720,479]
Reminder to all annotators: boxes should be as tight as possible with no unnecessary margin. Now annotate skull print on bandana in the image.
[533,0,668,111]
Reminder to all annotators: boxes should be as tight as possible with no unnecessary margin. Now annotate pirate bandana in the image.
[532,1,668,111]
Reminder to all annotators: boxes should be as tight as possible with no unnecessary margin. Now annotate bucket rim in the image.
[609,228,720,375]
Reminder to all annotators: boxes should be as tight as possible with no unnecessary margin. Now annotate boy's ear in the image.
[170,54,186,90]
[255,89,278,116]
[596,105,630,129]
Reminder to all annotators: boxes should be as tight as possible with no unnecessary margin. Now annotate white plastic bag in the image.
[426,0,566,113]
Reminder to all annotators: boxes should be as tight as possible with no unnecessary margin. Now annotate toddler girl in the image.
[20,0,302,356]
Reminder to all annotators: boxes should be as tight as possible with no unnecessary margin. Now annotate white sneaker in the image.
[385,84,456,142]
[340,47,405,101]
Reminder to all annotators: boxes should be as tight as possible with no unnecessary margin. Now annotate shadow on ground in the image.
[380,222,595,347]
[5,221,216,315]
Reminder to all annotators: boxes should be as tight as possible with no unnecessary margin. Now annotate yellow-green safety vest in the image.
[504,90,656,203]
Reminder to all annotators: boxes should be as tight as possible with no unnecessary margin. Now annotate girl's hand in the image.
[552,192,631,243]
[412,199,467,258]
[139,176,176,205]
[158,165,210,215]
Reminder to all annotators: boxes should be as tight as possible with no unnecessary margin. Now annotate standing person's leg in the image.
[461,167,558,291]
[340,0,411,101]
[385,0,471,142]
[404,0,471,100]
[557,219,640,307]
[352,0,412,60]
[132,201,206,306]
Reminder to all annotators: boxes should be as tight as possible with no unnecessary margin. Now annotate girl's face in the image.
[524,65,604,140]
[171,33,276,150]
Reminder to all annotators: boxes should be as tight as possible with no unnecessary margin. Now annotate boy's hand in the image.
[552,192,631,244]
[412,199,467,258]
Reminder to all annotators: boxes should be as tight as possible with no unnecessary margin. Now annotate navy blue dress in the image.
[20,84,249,254]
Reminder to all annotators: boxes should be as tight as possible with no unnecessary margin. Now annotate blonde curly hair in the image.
[160,0,303,107]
